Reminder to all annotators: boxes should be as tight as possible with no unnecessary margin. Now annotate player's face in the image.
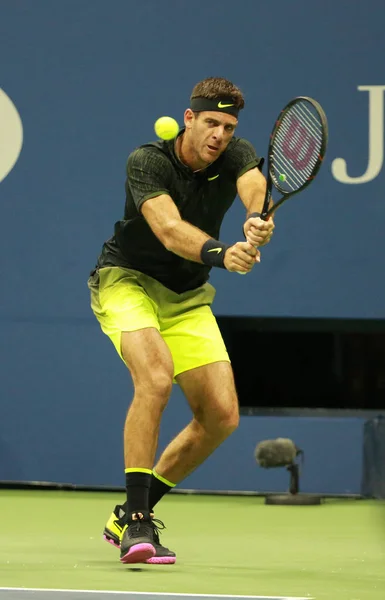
[188,110,238,165]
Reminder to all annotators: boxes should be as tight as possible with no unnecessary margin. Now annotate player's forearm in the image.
[162,219,211,263]
[237,168,267,217]
[245,193,273,217]
[245,192,265,217]
[237,168,273,217]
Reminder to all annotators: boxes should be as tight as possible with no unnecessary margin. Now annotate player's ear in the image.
[184,108,194,130]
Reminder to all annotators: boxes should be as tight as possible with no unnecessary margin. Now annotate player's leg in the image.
[107,279,237,501]
[120,327,173,472]
[88,266,174,563]
[118,327,176,563]
[154,360,239,483]
[150,280,238,485]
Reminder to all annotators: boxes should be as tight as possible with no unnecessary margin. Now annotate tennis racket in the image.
[260,95,328,219]
[237,96,328,274]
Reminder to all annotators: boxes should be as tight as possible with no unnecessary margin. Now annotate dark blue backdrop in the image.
[1,0,385,319]
[1,0,384,492]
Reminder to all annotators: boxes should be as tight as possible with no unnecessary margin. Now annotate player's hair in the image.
[190,77,245,110]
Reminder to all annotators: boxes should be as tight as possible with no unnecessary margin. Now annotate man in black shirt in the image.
[88,77,274,565]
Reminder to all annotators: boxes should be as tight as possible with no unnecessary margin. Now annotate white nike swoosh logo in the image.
[207,248,222,254]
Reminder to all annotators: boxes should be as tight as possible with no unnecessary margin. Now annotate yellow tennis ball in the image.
[154,116,179,140]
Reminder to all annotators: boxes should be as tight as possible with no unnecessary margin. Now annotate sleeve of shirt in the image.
[225,138,265,180]
[126,147,173,212]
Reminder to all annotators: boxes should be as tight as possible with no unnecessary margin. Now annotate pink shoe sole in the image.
[103,534,120,549]
[120,543,155,564]
[145,556,176,564]
[103,535,175,564]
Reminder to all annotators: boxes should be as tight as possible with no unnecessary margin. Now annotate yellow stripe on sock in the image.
[124,468,153,475]
[153,469,176,487]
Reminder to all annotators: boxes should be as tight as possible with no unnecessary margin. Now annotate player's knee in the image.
[136,368,173,405]
[153,372,173,401]
[221,408,239,437]
[211,403,239,439]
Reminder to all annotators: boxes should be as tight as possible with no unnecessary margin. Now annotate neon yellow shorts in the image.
[87,266,230,378]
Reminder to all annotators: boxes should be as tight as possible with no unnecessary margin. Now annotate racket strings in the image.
[273,133,318,187]
[283,102,324,154]
[274,120,320,179]
[271,101,324,191]
[294,103,323,138]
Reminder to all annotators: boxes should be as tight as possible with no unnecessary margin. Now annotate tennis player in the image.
[88,77,275,565]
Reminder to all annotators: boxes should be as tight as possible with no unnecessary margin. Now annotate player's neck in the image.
[176,133,210,172]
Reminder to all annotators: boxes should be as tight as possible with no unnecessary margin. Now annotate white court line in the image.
[0,588,314,600]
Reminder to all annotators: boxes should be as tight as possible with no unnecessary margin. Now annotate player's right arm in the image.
[141,194,259,272]
[127,147,258,273]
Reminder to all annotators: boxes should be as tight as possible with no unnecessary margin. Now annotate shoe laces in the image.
[150,517,166,545]
[127,515,153,538]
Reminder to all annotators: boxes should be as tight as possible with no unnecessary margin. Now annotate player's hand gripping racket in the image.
[238,96,328,274]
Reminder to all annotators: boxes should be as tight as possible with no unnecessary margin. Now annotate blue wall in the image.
[2,0,385,319]
[1,343,365,495]
[1,0,384,493]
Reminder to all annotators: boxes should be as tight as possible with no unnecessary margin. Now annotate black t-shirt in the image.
[96,130,263,293]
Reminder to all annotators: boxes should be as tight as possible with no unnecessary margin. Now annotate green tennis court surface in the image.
[0,491,384,600]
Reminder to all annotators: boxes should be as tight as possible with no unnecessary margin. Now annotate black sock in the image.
[149,472,174,511]
[125,469,152,519]
[121,470,175,514]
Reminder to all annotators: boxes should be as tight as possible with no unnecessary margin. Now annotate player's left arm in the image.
[237,167,275,247]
